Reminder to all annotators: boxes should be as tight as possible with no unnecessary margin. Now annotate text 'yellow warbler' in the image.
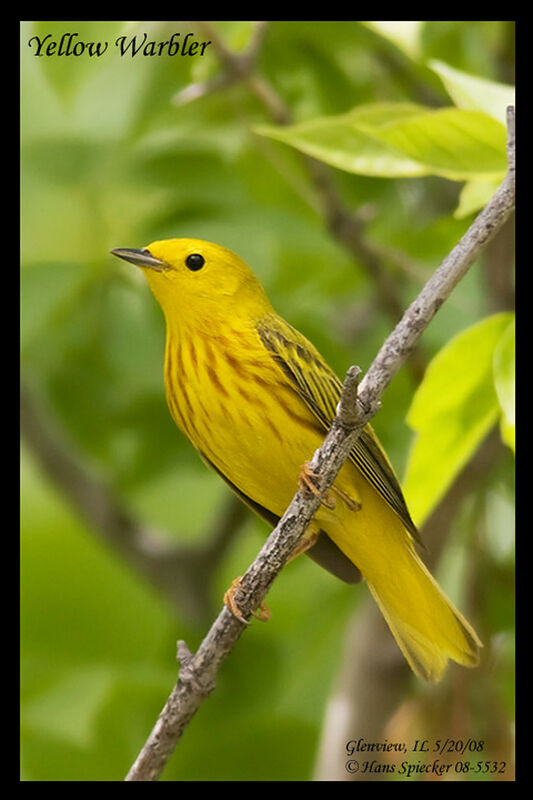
[111,238,481,682]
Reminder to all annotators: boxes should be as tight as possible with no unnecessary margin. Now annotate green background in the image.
[21,21,514,781]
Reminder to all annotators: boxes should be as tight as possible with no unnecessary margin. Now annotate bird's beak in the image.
[110,248,169,271]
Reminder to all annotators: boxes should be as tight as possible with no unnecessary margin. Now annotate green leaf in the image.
[256,103,428,177]
[403,313,514,525]
[426,62,514,218]
[429,59,515,125]
[493,317,515,453]
[255,103,507,181]
[454,178,501,219]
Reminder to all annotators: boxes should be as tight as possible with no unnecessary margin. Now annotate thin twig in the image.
[173,22,271,108]
[124,107,515,782]
[337,365,362,429]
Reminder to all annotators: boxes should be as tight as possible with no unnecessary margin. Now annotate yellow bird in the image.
[111,238,481,682]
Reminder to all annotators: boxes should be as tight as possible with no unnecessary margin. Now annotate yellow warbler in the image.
[111,238,481,682]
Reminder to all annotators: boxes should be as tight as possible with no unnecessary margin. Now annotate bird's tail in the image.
[365,545,482,682]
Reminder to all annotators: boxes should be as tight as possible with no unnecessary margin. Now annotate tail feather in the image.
[366,549,482,682]
[322,468,482,682]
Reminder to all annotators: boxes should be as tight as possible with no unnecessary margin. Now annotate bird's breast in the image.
[164,330,325,516]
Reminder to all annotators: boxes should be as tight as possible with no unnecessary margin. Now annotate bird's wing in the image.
[256,313,420,543]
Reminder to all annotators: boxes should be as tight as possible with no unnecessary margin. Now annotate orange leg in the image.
[298,463,361,511]
[223,576,271,624]
[331,485,362,512]
[298,462,336,509]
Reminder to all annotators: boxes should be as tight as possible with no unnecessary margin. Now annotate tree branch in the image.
[124,107,514,781]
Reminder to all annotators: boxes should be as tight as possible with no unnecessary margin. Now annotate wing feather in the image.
[257,313,421,543]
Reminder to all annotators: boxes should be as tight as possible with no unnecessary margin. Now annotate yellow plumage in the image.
[111,238,482,682]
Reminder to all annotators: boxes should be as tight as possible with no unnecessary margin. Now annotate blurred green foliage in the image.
[21,21,514,781]
[404,312,514,525]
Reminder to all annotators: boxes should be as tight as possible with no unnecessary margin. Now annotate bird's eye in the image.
[185,253,205,271]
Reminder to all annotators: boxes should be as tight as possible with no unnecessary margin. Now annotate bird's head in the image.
[111,238,272,330]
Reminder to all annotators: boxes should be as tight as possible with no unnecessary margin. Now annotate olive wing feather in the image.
[256,314,420,543]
